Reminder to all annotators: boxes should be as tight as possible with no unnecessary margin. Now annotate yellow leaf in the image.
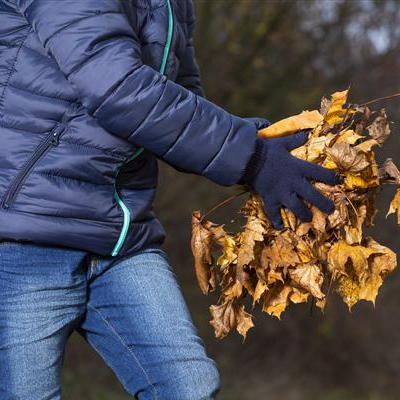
[324,89,354,125]
[289,263,325,299]
[217,235,237,270]
[327,240,375,276]
[258,110,323,138]
[280,207,297,230]
[344,174,367,189]
[336,129,364,145]
[252,279,268,307]
[236,304,254,343]
[359,238,396,306]
[262,283,292,319]
[295,236,315,263]
[241,194,271,225]
[261,235,300,270]
[311,206,327,235]
[222,280,243,301]
[335,237,396,310]
[358,274,383,305]
[336,274,361,311]
[365,236,397,275]
[322,157,338,170]
[291,134,334,162]
[386,188,400,225]
[344,204,366,245]
[344,171,379,190]
[237,216,265,268]
[355,139,379,153]
[296,222,311,236]
[269,269,285,285]
[290,287,310,304]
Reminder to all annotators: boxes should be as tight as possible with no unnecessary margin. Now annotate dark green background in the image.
[63,1,400,399]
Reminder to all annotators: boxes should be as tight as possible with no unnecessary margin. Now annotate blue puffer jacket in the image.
[0,0,261,257]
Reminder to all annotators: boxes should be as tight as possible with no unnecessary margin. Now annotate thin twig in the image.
[337,187,358,215]
[200,190,248,223]
[338,104,352,133]
[360,91,400,107]
[322,271,336,314]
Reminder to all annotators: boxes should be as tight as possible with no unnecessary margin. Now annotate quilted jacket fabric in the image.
[0,0,259,257]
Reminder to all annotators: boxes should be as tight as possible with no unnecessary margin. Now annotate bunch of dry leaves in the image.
[191,88,400,342]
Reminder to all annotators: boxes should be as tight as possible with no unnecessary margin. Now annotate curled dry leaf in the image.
[291,133,334,162]
[258,110,323,138]
[262,282,309,319]
[209,299,254,342]
[237,216,265,269]
[379,158,400,185]
[336,129,364,145]
[387,188,400,225]
[367,109,390,145]
[324,89,354,125]
[191,88,399,340]
[261,235,300,270]
[344,204,367,245]
[324,142,370,173]
[191,211,224,295]
[262,283,293,319]
[289,263,325,299]
[327,240,375,276]
[335,237,396,310]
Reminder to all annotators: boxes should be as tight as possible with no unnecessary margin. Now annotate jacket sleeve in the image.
[175,0,205,97]
[14,0,258,186]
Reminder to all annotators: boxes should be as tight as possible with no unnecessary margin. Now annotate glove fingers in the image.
[263,198,284,230]
[283,130,309,151]
[282,192,313,223]
[244,117,271,130]
[295,179,335,214]
[296,158,339,185]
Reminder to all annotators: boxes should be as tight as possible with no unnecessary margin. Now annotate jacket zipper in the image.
[110,0,174,256]
[1,124,66,209]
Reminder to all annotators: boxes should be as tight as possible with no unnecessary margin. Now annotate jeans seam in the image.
[91,256,98,274]
[86,303,158,400]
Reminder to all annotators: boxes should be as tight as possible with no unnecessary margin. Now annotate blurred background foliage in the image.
[63,1,400,399]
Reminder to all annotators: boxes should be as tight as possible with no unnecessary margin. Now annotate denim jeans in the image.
[0,241,220,400]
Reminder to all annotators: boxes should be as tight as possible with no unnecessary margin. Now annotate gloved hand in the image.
[243,117,271,131]
[239,130,339,229]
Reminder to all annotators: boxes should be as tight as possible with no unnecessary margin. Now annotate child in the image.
[0,1,338,399]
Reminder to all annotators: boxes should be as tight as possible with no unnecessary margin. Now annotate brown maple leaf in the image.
[210,299,254,341]
[367,109,390,144]
[191,211,224,295]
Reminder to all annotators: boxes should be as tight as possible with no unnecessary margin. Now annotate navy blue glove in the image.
[239,130,339,229]
[243,117,271,131]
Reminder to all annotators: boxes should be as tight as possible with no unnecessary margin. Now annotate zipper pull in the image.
[50,129,62,145]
